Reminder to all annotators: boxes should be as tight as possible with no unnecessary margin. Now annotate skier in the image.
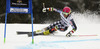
[32,6,77,37]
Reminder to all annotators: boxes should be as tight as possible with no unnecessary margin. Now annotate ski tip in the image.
[17,31,31,35]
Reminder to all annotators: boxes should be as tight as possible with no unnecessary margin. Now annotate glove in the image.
[66,31,72,37]
[42,8,46,12]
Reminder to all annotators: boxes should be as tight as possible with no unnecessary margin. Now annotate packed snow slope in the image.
[0,24,100,49]
[0,11,100,49]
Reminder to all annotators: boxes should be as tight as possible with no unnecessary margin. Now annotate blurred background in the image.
[0,0,100,24]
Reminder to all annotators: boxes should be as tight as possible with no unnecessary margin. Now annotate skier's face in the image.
[64,14,68,18]
[62,12,69,18]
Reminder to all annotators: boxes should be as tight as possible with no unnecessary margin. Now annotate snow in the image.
[0,24,100,49]
[0,11,100,49]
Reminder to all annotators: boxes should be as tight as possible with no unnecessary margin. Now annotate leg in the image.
[28,20,62,36]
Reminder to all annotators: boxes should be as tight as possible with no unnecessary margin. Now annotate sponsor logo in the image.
[17,0,22,3]
[10,8,28,13]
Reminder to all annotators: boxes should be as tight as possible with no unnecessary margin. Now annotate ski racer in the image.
[31,6,77,37]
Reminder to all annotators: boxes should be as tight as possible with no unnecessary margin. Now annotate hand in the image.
[66,32,72,37]
[42,8,46,12]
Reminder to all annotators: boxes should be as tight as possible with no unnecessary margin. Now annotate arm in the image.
[70,19,77,33]
[47,7,62,13]
[66,19,77,37]
[42,7,62,13]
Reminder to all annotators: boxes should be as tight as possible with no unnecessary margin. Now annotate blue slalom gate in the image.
[4,0,34,44]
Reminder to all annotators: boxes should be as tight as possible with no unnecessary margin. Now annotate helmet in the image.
[63,7,71,14]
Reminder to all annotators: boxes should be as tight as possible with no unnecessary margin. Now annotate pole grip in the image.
[43,3,45,8]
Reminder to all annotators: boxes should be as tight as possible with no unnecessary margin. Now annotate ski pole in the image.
[42,3,46,12]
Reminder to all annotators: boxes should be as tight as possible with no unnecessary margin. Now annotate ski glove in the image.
[66,31,72,37]
[42,8,46,12]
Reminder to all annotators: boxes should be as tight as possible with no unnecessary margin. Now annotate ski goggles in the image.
[62,11,71,16]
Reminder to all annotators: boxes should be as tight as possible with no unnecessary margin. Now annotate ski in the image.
[17,31,43,36]
[28,32,43,37]
[17,31,98,37]
[17,31,31,35]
